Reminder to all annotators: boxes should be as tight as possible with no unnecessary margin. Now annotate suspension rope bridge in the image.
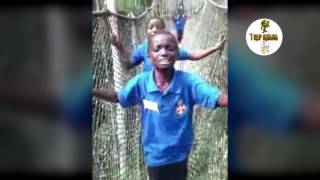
[92,0,227,179]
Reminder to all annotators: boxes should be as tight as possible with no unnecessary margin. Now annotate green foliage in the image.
[116,0,152,14]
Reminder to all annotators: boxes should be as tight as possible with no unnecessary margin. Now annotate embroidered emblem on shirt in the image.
[176,100,186,116]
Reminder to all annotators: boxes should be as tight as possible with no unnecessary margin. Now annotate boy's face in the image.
[146,19,165,38]
[149,34,178,70]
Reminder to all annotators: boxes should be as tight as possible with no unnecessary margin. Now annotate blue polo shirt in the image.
[118,69,221,166]
[131,40,189,72]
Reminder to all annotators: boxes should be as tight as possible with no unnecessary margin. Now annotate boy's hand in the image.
[111,34,121,48]
[92,88,100,97]
[218,90,228,107]
[216,35,227,50]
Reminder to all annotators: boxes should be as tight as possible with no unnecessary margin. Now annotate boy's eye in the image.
[152,45,176,52]
[151,46,160,52]
[156,25,164,29]
[164,45,177,51]
[152,48,159,52]
[148,25,163,30]
[167,45,177,51]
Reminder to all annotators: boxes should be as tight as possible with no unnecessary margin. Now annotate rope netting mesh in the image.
[92,0,227,179]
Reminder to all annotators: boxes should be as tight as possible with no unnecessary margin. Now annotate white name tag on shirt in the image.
[143,99,159,112]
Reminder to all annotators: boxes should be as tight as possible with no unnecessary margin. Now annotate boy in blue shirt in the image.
[172,14,187,43]
[112,17,226,71]
[93,31,228,180]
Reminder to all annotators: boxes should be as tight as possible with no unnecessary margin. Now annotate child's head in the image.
[146,17,166,38]
[148,31,178,70]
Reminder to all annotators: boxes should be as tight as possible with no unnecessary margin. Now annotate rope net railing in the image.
[92,0,227,179]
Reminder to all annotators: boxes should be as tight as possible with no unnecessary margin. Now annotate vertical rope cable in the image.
[108,14,127,179]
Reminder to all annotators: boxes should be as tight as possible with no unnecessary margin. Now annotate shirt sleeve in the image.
[177,46,189,60]
[191,75,221,109]
[118,74,143,108]
[131,44,145,65]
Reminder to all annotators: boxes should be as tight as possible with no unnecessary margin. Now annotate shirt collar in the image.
[147,69,182,94]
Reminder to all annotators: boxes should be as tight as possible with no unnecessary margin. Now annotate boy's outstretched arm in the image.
[217,93,228,107]
[187,36,226,61]
[93,87,118,103]
[111,35,135,69]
